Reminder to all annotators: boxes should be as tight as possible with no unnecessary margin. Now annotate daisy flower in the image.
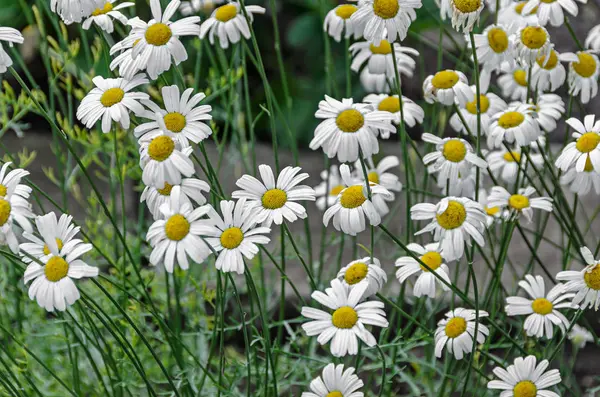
[179,0,225,16]
[109,40,146,79]
[395,242,452,298]
[560,159,600,196]
[350,0,422,46]
[139,134,195,188]
[146,187,211,272]
[487,147,542,184]
[0,163,33,253]
[323,164,393,236]
[134,85,213,147]
[498,1,538,28]
[449,0,484,32]
[117,0,201,80]
[76,74,149,133]
[200,2,265,49]
[82,0,134,33]
[301,279,388,357]
[22,228,98,312]
[562,50,600,104]
[568,324,594,349]
[555,115,600,173]
[421,133,487,187]
[337,257,387,298]
[450,86,507,136]
[531,93,564,133]
[530,49,566,92]
[302,363,364,397]
[309,95,395,163]
[359,68,392,93]
[556,246,600,310]
[497,64,530,101]
[193,199,271,274]
[352,155,402,216]
[478,187,505,226]
[441,167,477,198]
[232,164,316,227]
[470,24,515,70]
[19,212,82,264]
[0,27,24,74]
[521,0,579,27]
[51,0,96,24]
[314,165,345,211]
[434,308,489,360]
[487,355,561,396]
[487,103,541,148]
[362,94,424,134]
[423,69,473,106]
[487,186,552,222]
[585,24,600,51]
[514,24,551,65]
[141,177,210,220]
[410,196,487,261]
[505,274,576,339]
[324,4,362,42]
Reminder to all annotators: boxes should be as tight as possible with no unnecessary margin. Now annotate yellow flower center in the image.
[513,70,528,86]
[576,132,600,153]
[453,0,481,13]
[261,188,287,209]
[378,96,400,113]
[531,298,553,315]
[485,206,500,216]
[373,0,399,19]
[158,182,173,195]
[331,306,358,329]
[145,23,173,46]
[329,185,345,196]
[509,194,530,210]
[369,40,392,54]
[43,238,64,256]
[536,50,559,70]
[344,262,369,285]
[431,71,460,89]
[326,392,343,397]
[340,185,366,209]
[503,152,521,162]
[584,265,600,290]
[445,317,467,338]
[0,199,11,226]
[584,155,594,172]
[100,87,125,107]
[44,256,69,282]
[520,26,547,49]
[163,112,186,132]
[165,214,190,241]
[487,27,508,53]
[148,135,175,162]
[498,111,525,128]
[573,52,597,78]
[220,227,244,249]
[367,172,379,184]
[335,4,357,19]
[215,4,238,22]
[513,381,537,397]
[442,140,467,162]
[0,184,6,197]
[465,95,490,115]
[336,109,365,133]
[92,2,113,16]
[436,200,467,230]
[420,251,443,272]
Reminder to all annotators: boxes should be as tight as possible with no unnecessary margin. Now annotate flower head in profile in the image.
[301,363,364,397]
[301,279,388,357]
[410,196,487,261]
[200,2,265,48]
[561,50,600,104]
[450,85,507,136]
[423,69,473,106]
[497,64,530,101]
[505,274,576,339]
[350,0,422,46]
[487,103,541,149]
[323,164,393,236]
[82,0,134,33]
[568,324,594,349]
[139,134,195,188]
[141,177,210,220]
[487,186,553,222]
[559,158,600,196]
[395,242,452,298]
[0,162,33,253]
[51,0,96,24]
[449,0,484,32]
[487,147,542,184]
[434,308,489,360]
[193,199,271,274]
[487,355,561,397]
[530,49,567,93]
[0,27,24,74]
[324,4,363,42]
[314,165,345,211]
[232,164,316,227]
[337,257,387,298]
[556,246,600,310]
[555,115,600,173]
[363,94,424,133]
[531,93,564,133]
[179,0,225,16]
